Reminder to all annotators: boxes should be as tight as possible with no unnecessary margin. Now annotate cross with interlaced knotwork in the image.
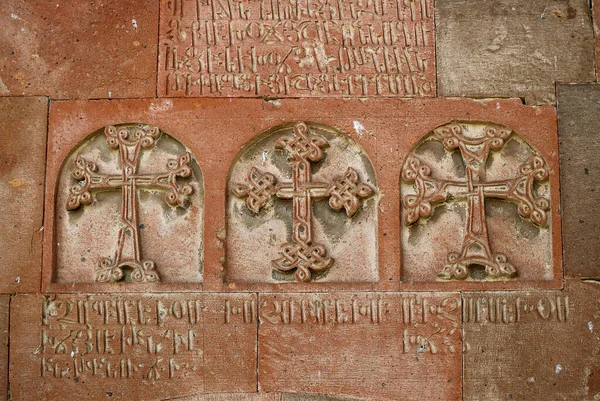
[232,121,375,282]
[402,123,550,280]
[66,124,195,283]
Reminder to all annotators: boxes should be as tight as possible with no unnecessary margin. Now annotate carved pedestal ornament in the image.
[402,122,550,281]
[63,124,200,283]
[229,121,377,283]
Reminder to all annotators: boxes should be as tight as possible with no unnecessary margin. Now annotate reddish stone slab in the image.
[0,296,9,401]
[0,0,157,99]
[557,84,600,278]
[45,97,561,292]
[463,280,600,400]
[9,293,257,400]
[157,0,435,98]
[595,0,600,79]
[258,292,462,400]
[0,96,47,293]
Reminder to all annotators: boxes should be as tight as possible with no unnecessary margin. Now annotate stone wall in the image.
[0,0,599,400]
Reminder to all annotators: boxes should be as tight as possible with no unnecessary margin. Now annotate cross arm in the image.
[131,152,195,207]
[274,168,374,217]
[402,155,550,227]
[66,157,123,211]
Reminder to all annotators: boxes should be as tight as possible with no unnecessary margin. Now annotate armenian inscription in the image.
[462,294,569,325]
[55,124,204,285]
[9,294,257,400]
[228,122,378,283]
[159,0,435,97]
[402,122,552,281]
[259,293,462,399]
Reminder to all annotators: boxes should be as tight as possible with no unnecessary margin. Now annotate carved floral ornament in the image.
[65,123,197,283]
[401,121,551,281]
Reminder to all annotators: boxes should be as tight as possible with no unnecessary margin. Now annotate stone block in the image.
[9,293,258,400]
[0,296,9,401]
[463,280,600,400]
[258,292,462,400]
[557,84,600,278]
[0,0,158,98]
[44,97,560,291]
[436,0,595,105]
[0,96,47,293]
[157,0,435,98]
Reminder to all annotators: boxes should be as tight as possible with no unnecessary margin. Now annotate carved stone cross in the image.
[232,121,375,282]
[66,124,194,283]
[402,123,550,280]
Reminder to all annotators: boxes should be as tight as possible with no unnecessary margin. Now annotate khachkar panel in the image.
[227,121,378,283]
[158,0,435,97]
[54,123,204,285]
[9,293,257,400]
[401,121,552,282]
[259,293,462,400]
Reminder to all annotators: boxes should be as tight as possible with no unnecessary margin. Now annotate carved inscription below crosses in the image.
[402,123,551,280]
[36,295,256,380]
[66,124,195,283]
[259,293,462,354]
[232,121,374,282]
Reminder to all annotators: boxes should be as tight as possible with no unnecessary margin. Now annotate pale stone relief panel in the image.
[227,121,378,283]
[401,121,552,282]
[54,123,204,284]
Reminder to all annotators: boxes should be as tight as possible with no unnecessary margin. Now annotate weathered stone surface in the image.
[258,293,462,400]
[557,84,600,278]
[463,280,600,400]
[45,97,560,292]
[171,393,280,400]
[9,293,257,401]
[0,0,157,99]
[0,96,47,293]
[0,296,9,401]
[158,0,435,98]
[282,393,364,401]
[436,0,595,105]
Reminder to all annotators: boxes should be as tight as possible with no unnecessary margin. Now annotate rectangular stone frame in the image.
[42,97,562,293]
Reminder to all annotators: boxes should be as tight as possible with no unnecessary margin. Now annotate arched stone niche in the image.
[54,123,204,284]
[227,121,379,283]
[401,121,552,282]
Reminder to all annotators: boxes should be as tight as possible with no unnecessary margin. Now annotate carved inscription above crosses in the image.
[228,121,378,283]
[401,122,551,281]
[159,0,435,97]
[56,124,204,285]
